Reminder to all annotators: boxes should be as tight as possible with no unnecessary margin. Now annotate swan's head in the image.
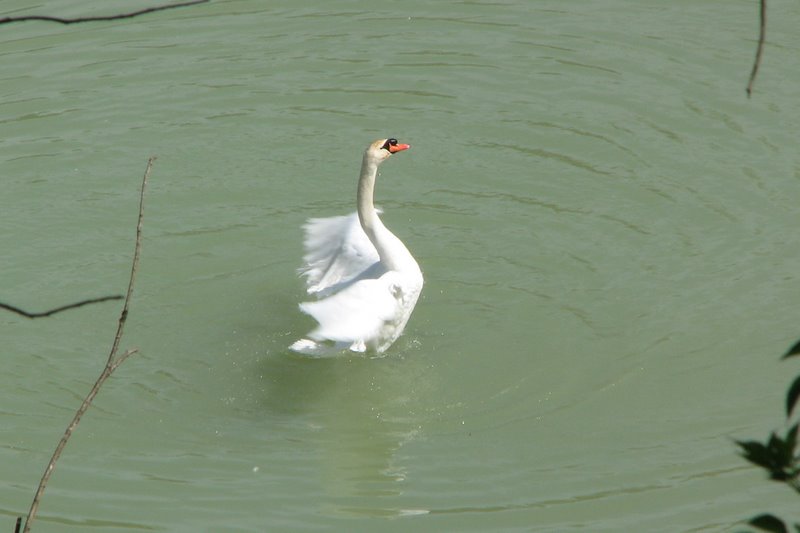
[366,138,410,164]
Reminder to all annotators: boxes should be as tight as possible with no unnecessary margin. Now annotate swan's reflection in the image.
[258,342,434,517]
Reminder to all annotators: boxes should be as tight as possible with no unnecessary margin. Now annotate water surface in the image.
[2,1,800,531]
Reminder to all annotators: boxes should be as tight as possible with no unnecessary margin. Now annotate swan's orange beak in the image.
[388,143,410,154]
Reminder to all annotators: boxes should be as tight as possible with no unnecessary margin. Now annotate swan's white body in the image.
[290,139,423,356]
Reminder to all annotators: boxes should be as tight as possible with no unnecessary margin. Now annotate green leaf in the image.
[749,513,789,533]
[737,439,774,469]
[786,377,800,418]
[783,338,800,359]
[737,436,795,481]
[768,433,794,480]
[786,424,799,455]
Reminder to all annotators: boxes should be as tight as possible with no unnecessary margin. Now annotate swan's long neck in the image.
[356,153,410,271]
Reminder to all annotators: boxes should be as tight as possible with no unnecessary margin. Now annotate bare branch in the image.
[108,156,154,364]
[0,295,122,319]
[0,0,209,26]
[746,0,767,98]
[23,157,155,533]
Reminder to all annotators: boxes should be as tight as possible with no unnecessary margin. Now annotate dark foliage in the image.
[737,337,800,531]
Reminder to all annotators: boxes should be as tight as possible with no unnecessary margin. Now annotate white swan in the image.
[290,138,423,356]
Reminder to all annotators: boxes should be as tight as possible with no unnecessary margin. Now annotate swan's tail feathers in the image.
[300,279,393,339]
[291,280,395,355]
[288,338,366,357]
[288,339,335,357]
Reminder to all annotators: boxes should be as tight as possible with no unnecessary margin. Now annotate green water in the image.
[3,1,800,531]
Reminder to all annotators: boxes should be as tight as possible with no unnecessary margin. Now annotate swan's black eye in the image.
[381,138,398,151]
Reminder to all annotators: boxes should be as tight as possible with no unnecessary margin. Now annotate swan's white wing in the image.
[298,277,397,346]
[298,212,380,296]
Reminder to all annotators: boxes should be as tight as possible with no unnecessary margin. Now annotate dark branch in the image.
[0,0,209,26]
[0,295,123,319]
[746,0,767,98]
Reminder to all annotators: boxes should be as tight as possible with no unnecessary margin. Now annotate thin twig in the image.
[746,0,767,98]
[15,517,21,533]
[109,347,140,373]
[0,295,123,319]
[0,0,209,26]
[23,157,155,533]
[108,157,153,363]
